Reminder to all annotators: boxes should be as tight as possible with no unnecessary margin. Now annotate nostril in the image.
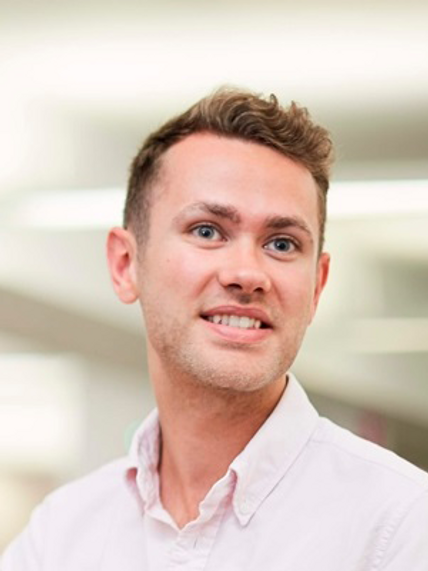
[227,283,244,291]
[218,267,272,295]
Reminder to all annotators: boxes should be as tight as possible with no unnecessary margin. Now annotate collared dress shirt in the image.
[2,374,428,570]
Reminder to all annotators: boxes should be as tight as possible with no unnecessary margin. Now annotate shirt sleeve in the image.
[376,490,428,570]
[1,502,48,571]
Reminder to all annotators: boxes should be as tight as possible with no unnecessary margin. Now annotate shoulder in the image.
[1,457,136,570]
[46,456,131,510]
[301,419,428,567]
[309,417,428,501]
[38,456,137,537]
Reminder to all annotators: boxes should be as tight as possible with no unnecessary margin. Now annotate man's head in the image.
[124,88,333,254]
[108,88,333,395]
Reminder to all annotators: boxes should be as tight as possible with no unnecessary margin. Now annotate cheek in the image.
[158,247,214,295]
[276,267,317,309]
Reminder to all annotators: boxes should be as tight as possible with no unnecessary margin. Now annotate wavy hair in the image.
[124,88,334,253]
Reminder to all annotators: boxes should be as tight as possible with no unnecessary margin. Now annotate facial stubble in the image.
[143,301,305,396]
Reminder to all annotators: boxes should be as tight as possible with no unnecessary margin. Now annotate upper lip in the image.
[201,305,273,327]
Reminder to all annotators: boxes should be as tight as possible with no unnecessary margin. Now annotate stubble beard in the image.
[145,313,298,395]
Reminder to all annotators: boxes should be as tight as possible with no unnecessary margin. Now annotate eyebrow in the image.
[176,201,314,243]
[175,201,241,224]
[264,215,314,243]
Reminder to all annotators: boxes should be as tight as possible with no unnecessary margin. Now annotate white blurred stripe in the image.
[1,180,428,229]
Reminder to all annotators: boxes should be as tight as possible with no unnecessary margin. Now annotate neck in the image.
[152,363,286,528]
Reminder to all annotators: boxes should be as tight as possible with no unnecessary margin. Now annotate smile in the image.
[201,307,272,344]
[206,315,262,329]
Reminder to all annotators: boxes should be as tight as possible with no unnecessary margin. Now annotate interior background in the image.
[1,0,427,549]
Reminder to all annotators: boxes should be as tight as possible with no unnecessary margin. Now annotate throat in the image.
[159,442,230,528]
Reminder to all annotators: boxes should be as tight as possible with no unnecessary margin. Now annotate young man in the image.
[3,89,428,570]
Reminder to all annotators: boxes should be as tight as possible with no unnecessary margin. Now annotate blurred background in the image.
[1,0,427,550]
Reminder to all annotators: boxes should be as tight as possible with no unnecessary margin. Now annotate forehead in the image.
[154,133,319,233]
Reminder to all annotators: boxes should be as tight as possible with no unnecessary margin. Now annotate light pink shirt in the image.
[2,375,428,570]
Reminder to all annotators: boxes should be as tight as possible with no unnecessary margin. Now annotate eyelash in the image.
[190,223,299,254]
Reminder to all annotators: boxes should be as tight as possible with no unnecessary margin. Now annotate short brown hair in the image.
[124,87,334,252]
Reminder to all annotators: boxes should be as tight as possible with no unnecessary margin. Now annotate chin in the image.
[186,357,288,394]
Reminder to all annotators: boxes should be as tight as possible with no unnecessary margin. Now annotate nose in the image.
[217,243,272,295]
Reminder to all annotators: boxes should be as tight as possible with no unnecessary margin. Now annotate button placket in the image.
[166,499,228,571]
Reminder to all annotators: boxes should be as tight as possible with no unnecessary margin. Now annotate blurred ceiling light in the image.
[2,180,428,229]
[1,21,427,110]
[328,180,428,217]
[4,188,124,229]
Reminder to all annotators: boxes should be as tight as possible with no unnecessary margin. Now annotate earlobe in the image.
[106,227,139,304]
[310,252,330,322]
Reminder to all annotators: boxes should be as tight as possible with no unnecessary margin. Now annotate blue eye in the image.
[192,224,221,240]
[264,237,296,253]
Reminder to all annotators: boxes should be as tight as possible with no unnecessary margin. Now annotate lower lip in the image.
[202,318,272,344]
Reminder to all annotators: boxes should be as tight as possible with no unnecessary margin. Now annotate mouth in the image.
[202,314,268,330]
[200,307,272,330]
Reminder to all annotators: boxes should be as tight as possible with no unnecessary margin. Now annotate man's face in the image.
[134,133,329,393]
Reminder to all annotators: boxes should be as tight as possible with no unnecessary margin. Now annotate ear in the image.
[309,252,330,322]
[106,227,139,304]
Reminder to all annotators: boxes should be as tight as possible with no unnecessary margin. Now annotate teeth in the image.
[239,316,251,328]
[207,315,264,329]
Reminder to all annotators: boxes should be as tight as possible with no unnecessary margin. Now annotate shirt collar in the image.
[230,373,319,525]
[124,374,319,526]
[125,409,161,512]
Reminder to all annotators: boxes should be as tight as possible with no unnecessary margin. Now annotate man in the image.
[2,89,428,570]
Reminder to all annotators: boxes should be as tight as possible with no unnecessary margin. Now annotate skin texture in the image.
[107,133,330,526]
